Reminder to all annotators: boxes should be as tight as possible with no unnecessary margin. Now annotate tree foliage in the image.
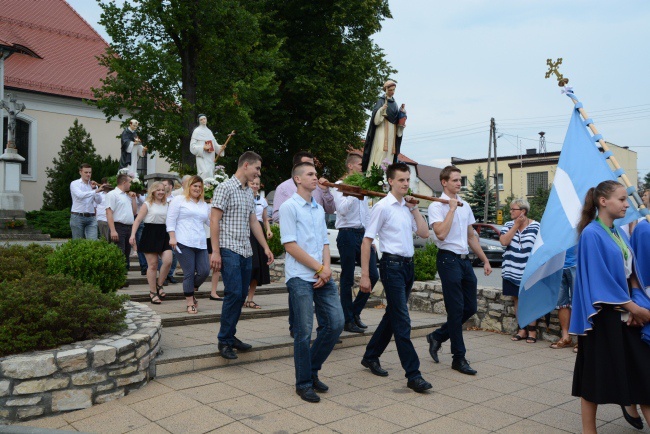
[465,167,497,222]
[42,119,119,210]
[643,172,650,190]
[93,0,395,188]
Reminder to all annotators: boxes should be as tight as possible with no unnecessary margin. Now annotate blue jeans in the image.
[174,243,210,296]
[556,266,575,309]
[337,229,378,323]
[288,277,344,390]
[218,248,252,346]
[135,221,147,271]
[364,257,421,381]
[431,250,478,361]
[70,214,98,240]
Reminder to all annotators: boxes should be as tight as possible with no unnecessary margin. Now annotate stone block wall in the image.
[0,301,162,423]
[409,281,565,341]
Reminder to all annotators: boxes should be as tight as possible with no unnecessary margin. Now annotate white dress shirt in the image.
[104,188,135,225]
[332,180,369,229]
[428,192,476,254]
[166,195,211,249]
[364,192,417,257]
[95,191,107,222]
[70,178,101,213]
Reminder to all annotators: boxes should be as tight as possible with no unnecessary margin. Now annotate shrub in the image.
[0,272,127,357]
[0,244,55,283]
[414,242,438,281]
[268,224,285,257]
[47,239,126,293]
[26,209,73,238]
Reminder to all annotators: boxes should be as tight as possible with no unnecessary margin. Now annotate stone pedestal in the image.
[0,148,25,219]
[143,172,180,185]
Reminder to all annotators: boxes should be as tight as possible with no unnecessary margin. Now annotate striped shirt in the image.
[500,220,540,285]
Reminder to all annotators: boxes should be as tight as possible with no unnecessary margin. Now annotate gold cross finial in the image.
[545,58,569,86]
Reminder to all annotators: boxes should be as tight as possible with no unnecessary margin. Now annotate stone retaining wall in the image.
[0,302,162,423]
[409,281,565,341]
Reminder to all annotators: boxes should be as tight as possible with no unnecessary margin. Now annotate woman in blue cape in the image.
[570,180,650,434]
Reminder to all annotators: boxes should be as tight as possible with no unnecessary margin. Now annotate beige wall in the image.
[9,91,171,211]
[455,143,637,208]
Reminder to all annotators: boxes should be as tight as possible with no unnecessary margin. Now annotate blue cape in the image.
[631,220,650,344]
[570,220,650,340]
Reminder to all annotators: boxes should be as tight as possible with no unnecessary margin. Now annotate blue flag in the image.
[517,107,640,327]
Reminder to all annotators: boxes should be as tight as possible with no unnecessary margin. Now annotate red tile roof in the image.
[0,0,109,100]
[398,153,417,164]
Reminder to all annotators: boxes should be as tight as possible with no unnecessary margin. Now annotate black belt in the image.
[381,253,413,263]
[439,249,469,260]
[339,227,365,233]
[71,212,95,217]
[114,222,133,227]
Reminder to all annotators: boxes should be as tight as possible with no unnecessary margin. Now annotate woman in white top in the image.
[244,177,273,309]
[129,181,172,304]
[167,175,212,314]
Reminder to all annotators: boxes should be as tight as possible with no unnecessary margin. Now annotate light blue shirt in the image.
[279,193,329,283]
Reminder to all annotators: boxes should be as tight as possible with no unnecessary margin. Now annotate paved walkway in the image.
[13,331,645,434]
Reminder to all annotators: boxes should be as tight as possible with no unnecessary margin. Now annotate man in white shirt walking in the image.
[359,162,433,393]
[426,165,492,375]
[332,153,378,333]
[69,163,102,240]
[105,174,137,275]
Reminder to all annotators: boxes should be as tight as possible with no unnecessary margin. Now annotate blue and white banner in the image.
[517,106,640,327]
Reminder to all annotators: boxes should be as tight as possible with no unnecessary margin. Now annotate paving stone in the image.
[327,413,403,434]
[157,405,234,433]
[240,408,317,434]
[1,354,57,379]
[71,405,150,433]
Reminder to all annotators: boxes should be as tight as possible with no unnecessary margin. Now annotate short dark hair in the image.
[293,151,314,166]
[79,163,92,170]
[386,162,409,180]
[440,165,461,182]
[100,177,108,184]
[116,174,131,185]
[291,162,316,186]
[238,151,262,168]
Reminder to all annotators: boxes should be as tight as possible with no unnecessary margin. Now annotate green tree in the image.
[465,167,496,222]
[643,172,650,190]
[93,0,281,176]
[528,187,551,222]
[42,119,119,210]
[255,0,396,185]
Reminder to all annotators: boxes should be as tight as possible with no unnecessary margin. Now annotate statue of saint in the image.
[361,80,406,172]
[190,114,225,180]
[119,119,147,171]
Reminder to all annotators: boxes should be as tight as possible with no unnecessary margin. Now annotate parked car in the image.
[325,213,381,262]
[470,223,506,267]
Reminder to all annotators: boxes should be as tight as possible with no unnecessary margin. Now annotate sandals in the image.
[149,292,161,305]
[244,300,261,309]
[187,305,198,314]
[550,336,573,349]
[573,344,578,353]
[511,329,528,341]
[525,325,537,343]
[156,284,167,299]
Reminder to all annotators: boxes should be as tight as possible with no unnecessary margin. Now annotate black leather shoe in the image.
[312,375,328,393]
[344,322,365,333]
[141,269,147,275]
[361,359,388,377]
[290,330,294,338]
[621,405,644,430]
[162,279,169,286]
[232,337,252,352]
[407,377,433,393]
[296,387,320,403]
[337,339,342,344]
[426,333,441,363]
[218,344,237,360]
[452,358,477,375]
[166,276,178,284]
[354,315,368,329]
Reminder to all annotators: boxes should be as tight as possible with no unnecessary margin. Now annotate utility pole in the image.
[493,118,499,210]
[484,119,493,222]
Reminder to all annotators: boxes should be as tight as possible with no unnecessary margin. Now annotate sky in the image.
[68,0,650,178]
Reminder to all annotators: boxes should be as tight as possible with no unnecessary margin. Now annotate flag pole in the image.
[545,58,649,222]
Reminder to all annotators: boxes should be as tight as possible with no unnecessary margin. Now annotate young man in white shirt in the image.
[69,163,102,240]
[105,174,137,275]
[426,165,492,375]
[359,162,433,393]
[332,153,378,333]
[280,161,344,403]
